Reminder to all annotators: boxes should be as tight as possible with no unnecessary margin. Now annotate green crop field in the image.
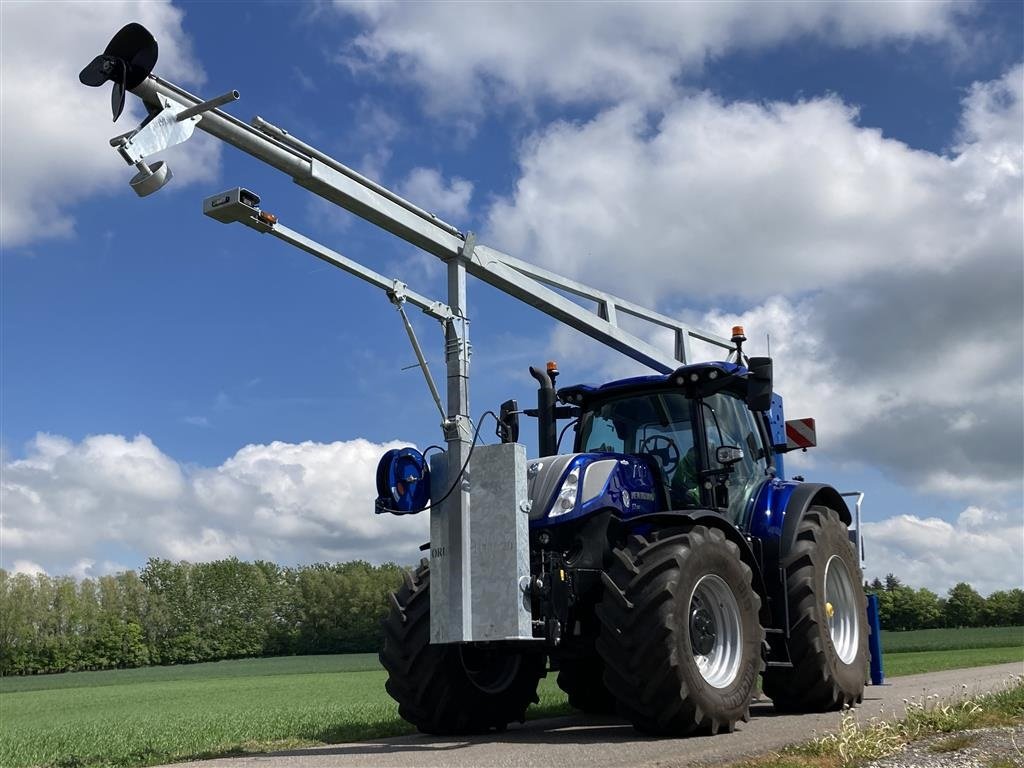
[880,625,1024,654]
[0,654,572,768]
[881,646,1024,676]
[2,628,1022,768]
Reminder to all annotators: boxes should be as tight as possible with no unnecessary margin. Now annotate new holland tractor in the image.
[81,23,870,738]
[376,353,868,736]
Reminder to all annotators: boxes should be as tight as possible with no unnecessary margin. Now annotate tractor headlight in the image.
[548,467,580,518]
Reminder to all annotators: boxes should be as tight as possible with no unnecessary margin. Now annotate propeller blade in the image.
[104,23,158,90]
[79,54,116,87]
[111,62,127,121]
[78,23,158,120]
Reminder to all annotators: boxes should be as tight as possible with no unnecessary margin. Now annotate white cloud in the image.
[10,560,46,577]
[349,98,402,180]
[485,72,1021,302]
[1,432,429,576]
[958,63,1024,158]
[292,66,317,93]
[399,167,473,221]
[701,297,1021,501]
[0,1,220,248]
[550,282,1021,502]
[493,65,1022,502]
[67,558,126,580]
[332,1,969,113]
[918,471,1021,499]
[69,559,97,580]
[4,430,1018,594]
[863,507,1024,594]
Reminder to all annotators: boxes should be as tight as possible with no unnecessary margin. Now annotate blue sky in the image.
[2,1,1022,593]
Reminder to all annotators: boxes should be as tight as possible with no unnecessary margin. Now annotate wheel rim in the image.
[459,646,521,694]
[824,555,859,664]
[687,574,743,689]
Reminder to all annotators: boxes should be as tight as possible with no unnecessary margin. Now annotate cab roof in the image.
[557,361,746,403]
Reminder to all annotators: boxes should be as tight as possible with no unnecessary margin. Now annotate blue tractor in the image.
[378,340,868,736]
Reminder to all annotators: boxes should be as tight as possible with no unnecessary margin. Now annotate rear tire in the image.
[596,526,764,735]
[556,655,618,714]
[379,559,546,734]
[762,506,868,712]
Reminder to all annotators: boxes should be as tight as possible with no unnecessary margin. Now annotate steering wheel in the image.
[640,435,681,475]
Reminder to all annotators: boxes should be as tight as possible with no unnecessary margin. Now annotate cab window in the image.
[703,392,770,524]
[584,415,624,454]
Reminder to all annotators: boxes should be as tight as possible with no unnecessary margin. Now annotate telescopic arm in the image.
[129,75,733,372]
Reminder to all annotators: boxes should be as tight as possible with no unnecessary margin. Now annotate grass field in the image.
[881,646,1024,676]
[880,626,1024,654]
[2,629,1021,768]
[0,655,572,768]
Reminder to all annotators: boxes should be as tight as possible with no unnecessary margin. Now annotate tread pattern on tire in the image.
[596,526,765,735]
[762,506,868,712]
[379,559,545,734]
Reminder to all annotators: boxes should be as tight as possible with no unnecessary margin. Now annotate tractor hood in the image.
[526,452,661,526]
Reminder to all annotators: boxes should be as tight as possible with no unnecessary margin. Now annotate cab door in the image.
[701,392,772,526]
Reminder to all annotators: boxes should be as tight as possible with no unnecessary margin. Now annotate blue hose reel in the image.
[375,447,431,515]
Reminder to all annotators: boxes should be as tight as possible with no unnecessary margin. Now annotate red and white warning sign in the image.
[785,418,817,450]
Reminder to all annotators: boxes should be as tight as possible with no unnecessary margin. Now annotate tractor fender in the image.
[778,483,851,563]
[615,510,773,629]
[751,483,853,646]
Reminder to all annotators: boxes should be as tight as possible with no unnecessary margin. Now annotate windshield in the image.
[577,391,698,507]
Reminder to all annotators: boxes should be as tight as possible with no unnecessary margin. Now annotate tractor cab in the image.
[524,358,778,532]
[569,363,773,522]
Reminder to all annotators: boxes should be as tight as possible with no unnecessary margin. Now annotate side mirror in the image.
[746,356,773,412]
[716,445,744,467]
[497,399,520,443]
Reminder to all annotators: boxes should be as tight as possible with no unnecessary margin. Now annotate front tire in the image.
[762,506,868,712]
[596,526,764,735]
[379,560,546,734]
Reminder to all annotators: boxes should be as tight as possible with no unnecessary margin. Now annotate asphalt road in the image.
[166,662,1022,768]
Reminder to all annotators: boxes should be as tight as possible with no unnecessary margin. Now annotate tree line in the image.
[2,560,1022,676]
[0,559,404,676]
[867,574,1024,632]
